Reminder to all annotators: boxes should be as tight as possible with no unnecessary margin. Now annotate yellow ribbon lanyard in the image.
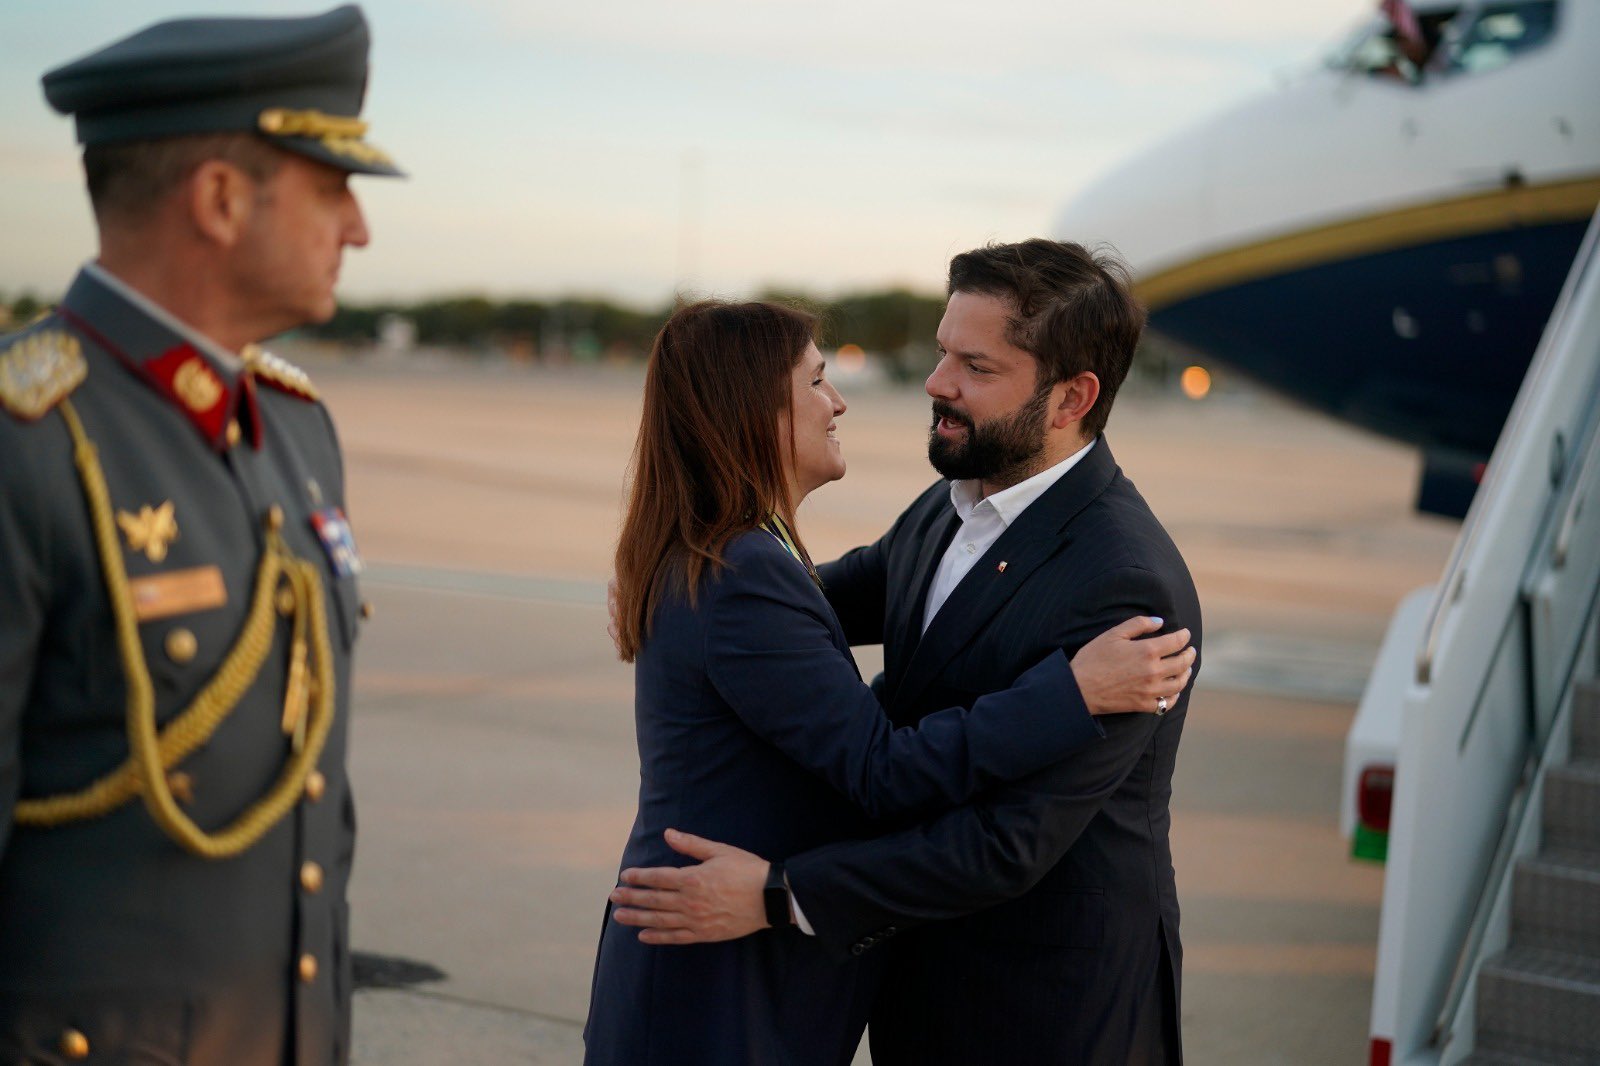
[759,513,821,588]
[12,399,336,859]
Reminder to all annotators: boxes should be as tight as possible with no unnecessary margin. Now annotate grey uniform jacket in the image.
[0,268,362,1065]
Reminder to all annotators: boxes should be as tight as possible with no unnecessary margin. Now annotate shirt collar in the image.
[947,437,1098,528]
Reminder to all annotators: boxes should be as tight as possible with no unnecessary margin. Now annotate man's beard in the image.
[927,384,1052,486]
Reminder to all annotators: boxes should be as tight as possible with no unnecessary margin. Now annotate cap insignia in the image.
[0,329,88,421]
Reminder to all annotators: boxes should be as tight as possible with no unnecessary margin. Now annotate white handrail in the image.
[1554,426,1600,568]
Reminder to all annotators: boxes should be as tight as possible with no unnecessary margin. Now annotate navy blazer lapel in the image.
[765,530,856,660]
[818,576,858,666]
[885,504,961,696]
[891,438,1120,715]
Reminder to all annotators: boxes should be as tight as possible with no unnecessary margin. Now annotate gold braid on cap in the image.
[258,107,368,138]
[257,108,394,167]
[12,400,337,859]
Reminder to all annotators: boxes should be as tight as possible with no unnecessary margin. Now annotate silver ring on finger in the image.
[1156,696,1169,715]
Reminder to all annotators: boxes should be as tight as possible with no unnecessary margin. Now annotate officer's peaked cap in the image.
[41,4,401,177]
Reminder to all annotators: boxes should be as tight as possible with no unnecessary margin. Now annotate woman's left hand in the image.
[1070,616,1194,716]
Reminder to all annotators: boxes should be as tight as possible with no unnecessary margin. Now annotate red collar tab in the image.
[143,343,234,448]
[53,302,257,452]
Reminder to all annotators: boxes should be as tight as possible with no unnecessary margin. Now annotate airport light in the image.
[836,343,867,373]
[1180,365,1212,400]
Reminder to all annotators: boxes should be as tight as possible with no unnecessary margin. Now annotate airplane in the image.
[1052,0,1599,518]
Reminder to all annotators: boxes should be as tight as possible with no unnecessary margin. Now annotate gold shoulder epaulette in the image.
[244,345,319,402]
[0,328,88,421]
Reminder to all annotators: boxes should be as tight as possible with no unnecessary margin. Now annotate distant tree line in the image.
[3,287,947,379]
[303,288,953,381]
[3,287,1185,386]
[0,292,48,330]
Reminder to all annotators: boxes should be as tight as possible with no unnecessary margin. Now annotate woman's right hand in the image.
[1069,616,1194,716]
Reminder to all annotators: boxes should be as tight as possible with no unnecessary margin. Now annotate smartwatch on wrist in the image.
[763,861,791,928]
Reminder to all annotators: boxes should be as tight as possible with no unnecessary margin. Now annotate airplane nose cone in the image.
[1053,71,1393,310]
[1052,121,1215,283]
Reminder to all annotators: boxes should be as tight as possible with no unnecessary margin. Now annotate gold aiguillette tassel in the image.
[281,639,309,741]
[293,674,315,753]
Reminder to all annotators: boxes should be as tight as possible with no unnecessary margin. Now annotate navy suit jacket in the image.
[583,530,1103,1066]
[788,437,1202,1066]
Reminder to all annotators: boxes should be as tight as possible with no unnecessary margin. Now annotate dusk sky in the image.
[2,0,1369,305]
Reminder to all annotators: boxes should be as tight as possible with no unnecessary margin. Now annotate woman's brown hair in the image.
[613,299,818,662]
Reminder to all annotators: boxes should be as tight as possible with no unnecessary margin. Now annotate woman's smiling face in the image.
[781,342,847,502]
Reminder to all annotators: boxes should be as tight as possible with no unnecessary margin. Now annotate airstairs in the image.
[1461,678,1600,1064]
[1359,201,1600,1065]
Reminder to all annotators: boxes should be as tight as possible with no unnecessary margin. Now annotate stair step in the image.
[1476,946,1600,1061]
[1574,678,1600,761]
[1543,760,1600,856]
[1513,850,1600,955]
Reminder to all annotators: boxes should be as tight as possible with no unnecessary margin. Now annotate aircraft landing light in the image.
[1180,365,1212,401]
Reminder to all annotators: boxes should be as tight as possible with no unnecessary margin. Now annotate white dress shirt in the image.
[790,438,1097,935]
[921,438,1097,631]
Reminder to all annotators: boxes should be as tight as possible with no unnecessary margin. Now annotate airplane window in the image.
[1332,22,1406,75]
[1323,9,1461,82]
[1445,1,1558,75]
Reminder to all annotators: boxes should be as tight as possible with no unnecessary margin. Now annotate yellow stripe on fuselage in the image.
[1138,176,1600,311]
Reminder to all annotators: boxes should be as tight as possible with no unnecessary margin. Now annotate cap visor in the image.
[268,133,404,177]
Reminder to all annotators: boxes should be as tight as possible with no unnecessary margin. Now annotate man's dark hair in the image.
[947,239,1145,437]
[84,133,283,225]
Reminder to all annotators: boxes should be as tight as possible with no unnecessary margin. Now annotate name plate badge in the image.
[129,565,228,622]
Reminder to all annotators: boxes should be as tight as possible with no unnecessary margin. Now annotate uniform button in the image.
[884,926,898,937]
[225,420,242,447]
[850,943,865,956]
[59,1028,90,1059]
[360,600,375,621]
[165,628,198,664]
[304,770,326,803]
[266,505,285,531]
[298,953,318,983]
[276,587,297,616]
[965,543,977,554]
[300,861,324,894]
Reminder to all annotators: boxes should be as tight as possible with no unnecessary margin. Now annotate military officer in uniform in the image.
[0,7,400,1063]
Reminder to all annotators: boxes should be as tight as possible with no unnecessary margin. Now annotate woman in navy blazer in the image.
[584,301,1165,1065]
